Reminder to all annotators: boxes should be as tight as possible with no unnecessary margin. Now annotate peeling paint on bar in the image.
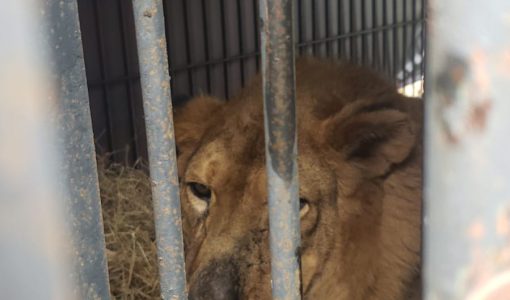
[424,0,510,299]
[132,0,187,299]
[259,0,301,299]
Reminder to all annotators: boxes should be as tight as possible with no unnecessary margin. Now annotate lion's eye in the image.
[188,182,212,202]
[299,197,310,217]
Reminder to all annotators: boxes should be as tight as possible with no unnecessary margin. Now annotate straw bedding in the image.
[97,157,160,299]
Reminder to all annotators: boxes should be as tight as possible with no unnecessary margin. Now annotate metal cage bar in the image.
[0,0,111,299]
[92,0,116,156]
[0,3,72,299]
[236,0,246,86]
[392,0,399,80]
[201,0,212,93]
[132,0,187,299]
[253,0,261,70]
[337,0,345,57]
[371,0,378,69]
[361,0,367,64]
[54,0,112,297]
[219,0,230,98]
[349,0,355,61]
[117,0,146,163]
[424,0,510,298]
[259,0,301,299]
[382,0,389,74]
[411,0,417,95]
[325,0,331,56]
[401,0,407,85]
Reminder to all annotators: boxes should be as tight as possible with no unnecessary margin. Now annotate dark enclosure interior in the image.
[77,0,426,165]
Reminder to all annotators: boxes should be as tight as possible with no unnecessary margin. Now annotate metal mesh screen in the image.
[78,0,426,164]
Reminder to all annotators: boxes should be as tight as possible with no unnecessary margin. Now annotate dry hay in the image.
[97,157,161,299]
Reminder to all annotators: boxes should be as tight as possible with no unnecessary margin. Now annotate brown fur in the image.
[174,57,422,300]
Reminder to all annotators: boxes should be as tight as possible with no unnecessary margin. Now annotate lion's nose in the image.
[189,259,240,300]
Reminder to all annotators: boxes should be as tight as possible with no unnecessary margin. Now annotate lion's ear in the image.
[173,95,224,172]
[320,98,417,177]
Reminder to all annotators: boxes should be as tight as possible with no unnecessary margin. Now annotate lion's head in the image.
[174,58,422,300]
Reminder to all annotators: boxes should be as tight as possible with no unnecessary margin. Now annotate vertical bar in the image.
[254,0,261,71]
[371,0,378,69]
[316,0,327,56]
[117,0,141,162]
[0,2,73,299]
[338,0,345,57]
[223,0,243,96]
[185,0,209,95]
[92,0,116,156]
[132,1,187,299]
[54,0,112,297]
[392,0,398,81]
[411,0,417,96]
[382,0,388,74]
[301,0,313,56]
[401,0,407,86]
[220,0,230,98]
[361,0,367,64]
[1,0,112,299]
[56,0,112,297]
[325,0,331,56]
[236,0,246,86]
[420,0,426,84]
[349,0,355,61]
[182,0,194,95]
[311,0,317,55]
[259,1,301,299]
[298,0,303,55]
[424,0,510,299]
[201,0,212,93]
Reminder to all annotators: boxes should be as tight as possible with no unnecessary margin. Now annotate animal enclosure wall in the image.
[77,0,426,165]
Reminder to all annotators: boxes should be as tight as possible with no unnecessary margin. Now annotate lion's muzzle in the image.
[189,258,240,300]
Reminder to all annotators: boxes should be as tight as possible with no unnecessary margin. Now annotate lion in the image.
[173,57,422,300]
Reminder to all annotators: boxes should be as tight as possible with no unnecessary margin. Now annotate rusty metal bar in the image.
[0,0,111,299]
[259,0,301,299]
[423,0,510,299]
[131,1,187,299]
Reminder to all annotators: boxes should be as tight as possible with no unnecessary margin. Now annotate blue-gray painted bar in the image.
[131,1,188,299]
[0,3,72,299]
[0,0,111,299]
[424,0,510,299]
[259,0,301,299]
[51,0,112,298]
